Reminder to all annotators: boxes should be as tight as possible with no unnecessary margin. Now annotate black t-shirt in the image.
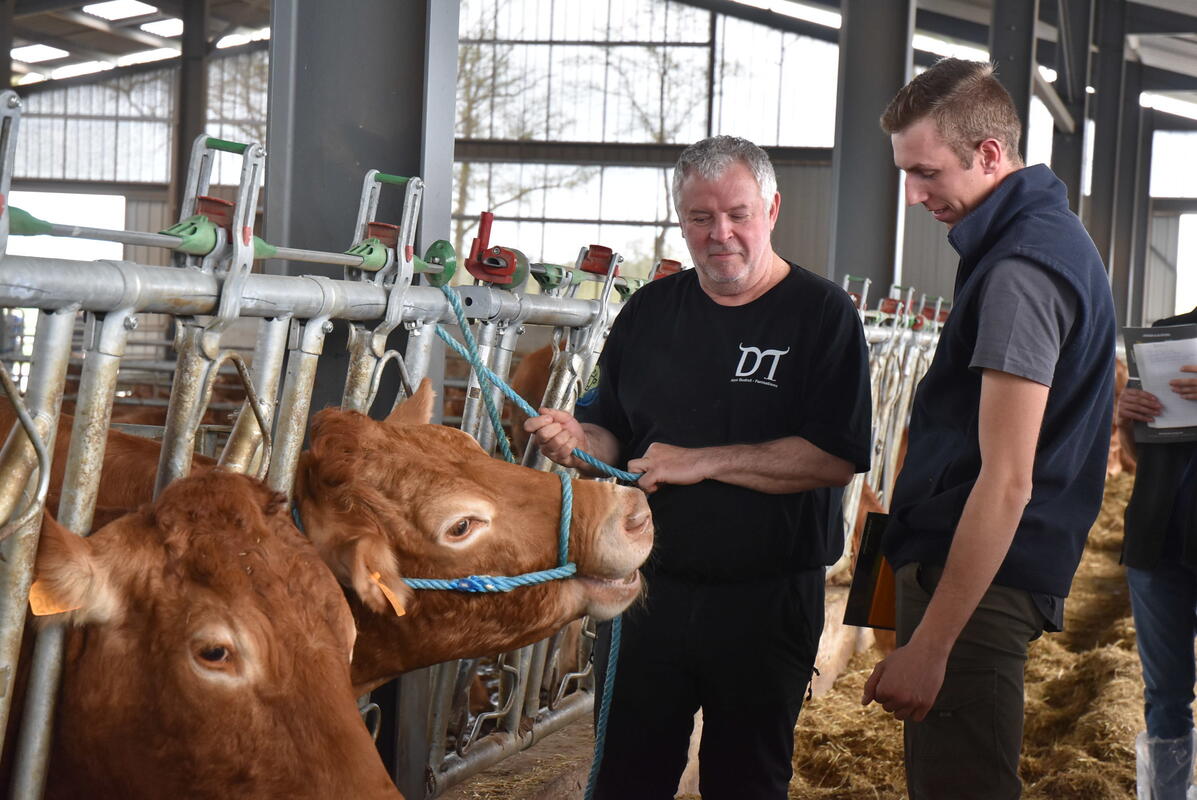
[576,263,872,582]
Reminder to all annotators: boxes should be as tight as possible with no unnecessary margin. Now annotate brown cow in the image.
[2,381,653,694]
[13,471,400,800]
[295,382,652,692]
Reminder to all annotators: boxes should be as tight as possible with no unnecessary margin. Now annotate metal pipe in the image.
[0,307,75,777]
[500,645,534,735]
[341,324,377,413]
[0,365,52,541]
[456,285,614,329]
[432,691,594,793]
[424,660,457,769]
[153,323,213,498]
[458,322,499,445]
[1,257,610,331]
[219,316,289,474]
[400,322,436,391]
[266,316,330,498]
[42,221,185,251]
[523,639,550,720]
[485,324,520,454]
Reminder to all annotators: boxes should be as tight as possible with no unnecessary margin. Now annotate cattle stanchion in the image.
[0,306,76,783]
[0,96,668,796]
[341,171,422,414]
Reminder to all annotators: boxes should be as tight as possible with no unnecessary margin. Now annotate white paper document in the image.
[1133,338,1197,429]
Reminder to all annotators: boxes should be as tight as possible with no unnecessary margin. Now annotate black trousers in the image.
[592,569,824,800]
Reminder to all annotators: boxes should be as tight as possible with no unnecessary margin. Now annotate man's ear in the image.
[978,138,1004,173]
[385,377,436,427]
[30,513,121,624]
[328,533,413,618]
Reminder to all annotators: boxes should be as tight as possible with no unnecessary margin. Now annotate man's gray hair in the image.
[671,135,777,215]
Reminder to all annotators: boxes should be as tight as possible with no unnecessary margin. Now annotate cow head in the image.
[33,471,401,800]
[295,379,654,692]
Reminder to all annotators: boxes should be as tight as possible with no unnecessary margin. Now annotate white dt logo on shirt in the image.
[733,344,790,386]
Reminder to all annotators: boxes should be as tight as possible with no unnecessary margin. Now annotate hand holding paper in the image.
[1132,339,1197,429]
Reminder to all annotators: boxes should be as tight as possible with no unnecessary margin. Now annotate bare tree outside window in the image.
[454,0,597,266]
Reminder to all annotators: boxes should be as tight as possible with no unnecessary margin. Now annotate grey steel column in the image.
[1050,0,1094,213]
[1,0,14,92]
[265,3,458,796]
[828,0,913,285]
[989,0,1039,164]
[173,0,209,217]
[265,0,457,421]
[1087,0,1126,269]
[1111,60,1142,325]
[1129,109,1155,327]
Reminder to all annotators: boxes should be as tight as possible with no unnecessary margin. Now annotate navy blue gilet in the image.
[883,164,1116,598]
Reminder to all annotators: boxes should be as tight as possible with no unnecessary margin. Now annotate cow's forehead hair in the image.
[105,471,326,594]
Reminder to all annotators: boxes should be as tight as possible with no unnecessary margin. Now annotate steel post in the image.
[1088,0,1126,265]
[989,0,1040,164]
[458,322,500,445]
[1051,0,1094,214]
[0,307,75,782]
[219,316,290,474]
[267,316,331,498]
[828,0,913,285]
[1129,109,1155,327]
[153,322,214,498]
[1111,60,1143,326]
[341,324,378,414]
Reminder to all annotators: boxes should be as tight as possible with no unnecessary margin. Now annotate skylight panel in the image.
[140,18,184,37]
[215,27,271,49]
[82,1,158,21]
[11,44,70,64]
[50,61,114,80]
[116,47,177,66]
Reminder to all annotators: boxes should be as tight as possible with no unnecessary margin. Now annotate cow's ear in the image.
[30,513,121,624]
[385,377,436,427]
[330,534,413,617]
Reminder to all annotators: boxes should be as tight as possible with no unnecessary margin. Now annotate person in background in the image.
[1118,304,1197,800]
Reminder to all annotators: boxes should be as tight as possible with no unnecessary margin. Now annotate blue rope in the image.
[435,286,642,483]
[401,471,576,592]
[437,287,518,464]
[585,615,622,800]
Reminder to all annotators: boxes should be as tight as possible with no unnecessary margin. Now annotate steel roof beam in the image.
[51,8,181,51]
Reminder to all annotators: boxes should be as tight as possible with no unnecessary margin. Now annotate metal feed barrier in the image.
[0,86,642,799]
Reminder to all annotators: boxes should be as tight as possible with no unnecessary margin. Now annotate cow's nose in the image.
[623,495,652,541]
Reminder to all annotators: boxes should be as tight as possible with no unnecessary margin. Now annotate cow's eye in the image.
[195,644,233,666]
[449,518,473,538]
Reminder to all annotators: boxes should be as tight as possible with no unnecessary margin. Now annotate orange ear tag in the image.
[369,571,406,617]
[28,580,82,616]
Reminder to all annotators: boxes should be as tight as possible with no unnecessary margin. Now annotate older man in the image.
[527,135,872,799]
[862,59,1116,799]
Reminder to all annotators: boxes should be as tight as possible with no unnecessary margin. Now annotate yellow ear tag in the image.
[369,571,406,617]
[28,580,82,617]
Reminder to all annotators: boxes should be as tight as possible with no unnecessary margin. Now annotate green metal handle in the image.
[8,207,52,236]
[252,236,278,260]
[373,173,410,186]
[205,137,249,154]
